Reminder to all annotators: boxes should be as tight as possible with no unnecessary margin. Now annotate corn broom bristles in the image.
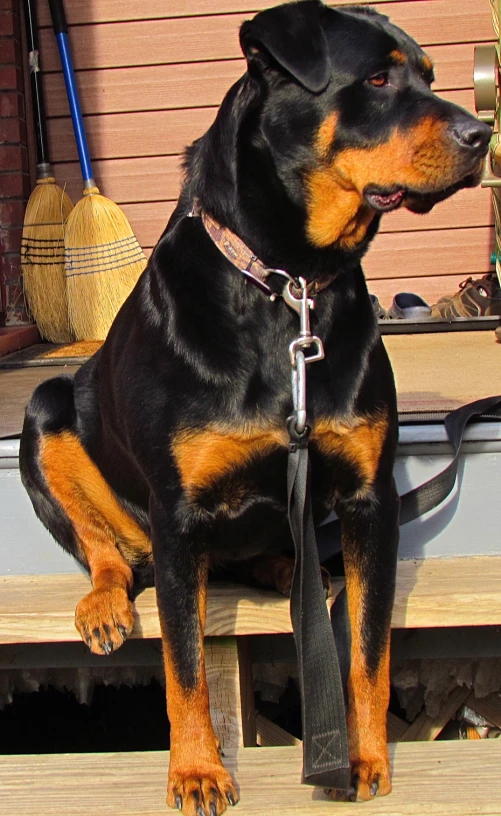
[21,177,74,343]
[64,187,147,341]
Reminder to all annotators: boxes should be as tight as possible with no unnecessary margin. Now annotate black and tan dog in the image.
[20,1,489,812]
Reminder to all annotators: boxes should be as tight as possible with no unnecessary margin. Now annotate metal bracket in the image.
[474,44,498,124]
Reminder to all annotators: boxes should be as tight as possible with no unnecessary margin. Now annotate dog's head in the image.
[233,0,490,251]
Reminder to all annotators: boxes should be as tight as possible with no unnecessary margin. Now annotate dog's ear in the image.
[239,0,331,93]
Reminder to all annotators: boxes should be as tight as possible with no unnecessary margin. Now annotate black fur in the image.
[20,1,490,804]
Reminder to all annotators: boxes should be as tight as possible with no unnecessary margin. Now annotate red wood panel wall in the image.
[36,0,495,308]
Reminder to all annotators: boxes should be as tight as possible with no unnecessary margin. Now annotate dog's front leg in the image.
[334,478,399,802]
[150,498,238,816]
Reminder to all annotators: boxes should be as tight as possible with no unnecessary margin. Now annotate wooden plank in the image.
[118,183,492,254]
[42,61,247,118]
[438,87,475,113]
[42,43,488,119]
[0,576,305,642]
[399,685,471,741]
[36,0,406,27]
[391,556,501,629]
[140,236,493,286]
[378,186,492,235]
[37,0,494,73]
[0,366,81,439]
[387,711,409,742]
[427,41,495,91]
[51,155,183,205]
[385,331,501,413]
[0,742,500,815]
[1,556,501,644]
[141,226,493,283]
[46,108,211,163]
[205,637,246,748]
[49,131,489,206]
[120,202,175,248]
[45,88,481,165]
[466,692,501,729]
[47,108,218,162]
[256,713,301,747]
[364,226,493,281]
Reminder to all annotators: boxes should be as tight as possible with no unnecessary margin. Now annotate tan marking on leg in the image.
[311,412,389,495]
[341,557,391,801]
[161,559,238,816]
[40,431,151,653]
[172,425,287,496]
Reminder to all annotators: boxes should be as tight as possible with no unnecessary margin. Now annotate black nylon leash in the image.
[399,394,501,523]
[287,417,351,789]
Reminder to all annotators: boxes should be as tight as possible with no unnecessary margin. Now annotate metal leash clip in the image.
[282,277,325,367]
[281,276,325,435]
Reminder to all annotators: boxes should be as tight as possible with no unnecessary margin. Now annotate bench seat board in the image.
[1,555,500,644]
[0,742,499,815]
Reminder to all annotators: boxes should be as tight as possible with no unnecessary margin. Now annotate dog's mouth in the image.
[364,163,483,216]
[364,187,405,212]
[404,170,481,214]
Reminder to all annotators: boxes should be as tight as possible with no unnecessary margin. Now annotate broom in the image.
[21,0,74,343]
[49,0,147,341]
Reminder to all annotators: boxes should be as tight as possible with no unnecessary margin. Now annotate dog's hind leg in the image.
[150,497,238,816]
[20,378,151,655]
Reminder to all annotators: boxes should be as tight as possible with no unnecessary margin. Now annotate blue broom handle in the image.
[48,0,95,188]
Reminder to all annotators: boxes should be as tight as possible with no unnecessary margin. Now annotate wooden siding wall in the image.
[36,0,494,308]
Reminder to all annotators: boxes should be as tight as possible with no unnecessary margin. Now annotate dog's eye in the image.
[368,72,389,87]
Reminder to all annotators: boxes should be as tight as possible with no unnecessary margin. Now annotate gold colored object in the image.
[481,152,501,187]
[474,45,499,123]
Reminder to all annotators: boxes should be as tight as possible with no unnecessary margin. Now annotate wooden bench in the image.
[1,742,500,815]
[2,332,501,811]
[1,555,501,753]
[2,555,501,643]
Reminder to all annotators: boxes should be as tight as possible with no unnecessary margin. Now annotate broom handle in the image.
[48,0,96,189]
[23,0,51,177]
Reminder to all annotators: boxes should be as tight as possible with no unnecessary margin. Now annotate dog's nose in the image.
[451,119,491,152]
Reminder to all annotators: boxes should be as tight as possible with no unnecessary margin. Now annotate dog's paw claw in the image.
[75,587,134,656]
[168,763,238,816]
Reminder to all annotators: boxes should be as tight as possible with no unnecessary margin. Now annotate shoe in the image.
[431,274,501,318]
[495,326,501,343]
[369,293,386,319]
[386,292,431,320]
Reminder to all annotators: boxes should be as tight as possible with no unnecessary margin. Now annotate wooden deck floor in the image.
[0,742,499,815]
[1,332,499,438]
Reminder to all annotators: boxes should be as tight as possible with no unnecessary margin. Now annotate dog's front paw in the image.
[167,762,238,816]
[75,586,134,655]
[328,757,391,802]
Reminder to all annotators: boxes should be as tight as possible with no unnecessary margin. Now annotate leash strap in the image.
[287,419,351,789]
[399,394,501,523]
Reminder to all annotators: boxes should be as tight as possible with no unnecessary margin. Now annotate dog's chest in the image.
[171,411,387,513]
